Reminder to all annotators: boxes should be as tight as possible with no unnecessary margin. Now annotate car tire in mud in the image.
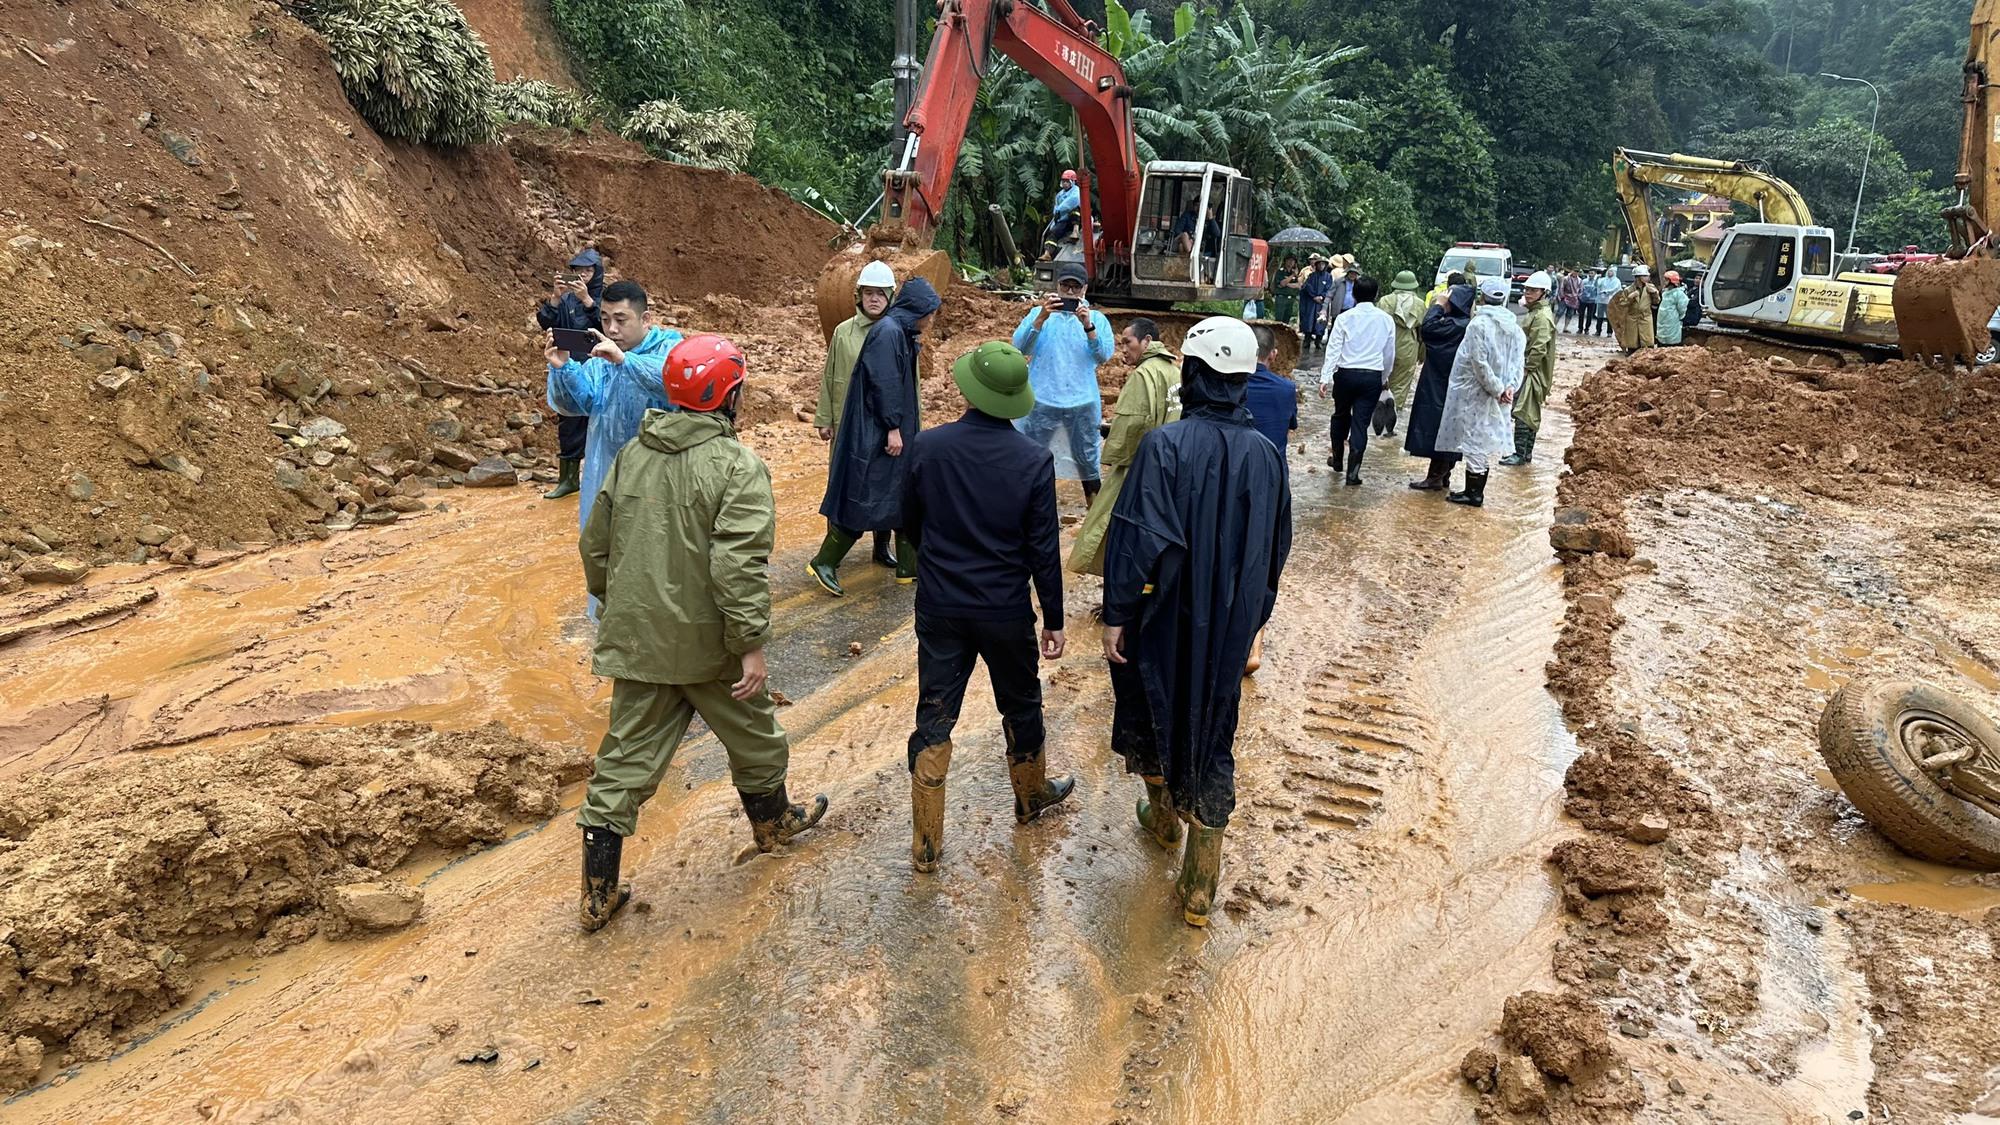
[1818,678,2000,869]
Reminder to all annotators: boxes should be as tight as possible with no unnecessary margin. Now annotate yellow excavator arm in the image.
[1611,148,1814,274]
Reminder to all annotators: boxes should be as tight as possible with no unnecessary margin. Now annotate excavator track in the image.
[1685,324,1898,368]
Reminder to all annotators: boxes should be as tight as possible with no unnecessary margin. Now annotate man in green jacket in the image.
[1068,318,1180,577]
[817,260,898,568]
[1377,270,1427,426]
[574,333,829,932]
[1503,270,1558,466]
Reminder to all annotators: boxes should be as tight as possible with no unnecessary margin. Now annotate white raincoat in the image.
[1434,303,1527,457]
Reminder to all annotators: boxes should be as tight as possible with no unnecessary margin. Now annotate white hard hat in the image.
[1478,275,1510,301]
[1181,316,1259,375]
[858,260,896,289]
[1632,264,1651,277]
[1524,270,1553,291]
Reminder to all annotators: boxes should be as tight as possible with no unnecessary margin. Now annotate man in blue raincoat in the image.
[544,278,682,615]
[1101,316,1292,928]
[809,277,942,597]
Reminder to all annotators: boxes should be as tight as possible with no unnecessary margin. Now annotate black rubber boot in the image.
[1499,422,1534,466]
[871,530,897,568]
[1008,752,1075,824]
[543,458,581,500]
[1081,479,1101,512]
[1343,441,1362,486]
[740,784,829,853]
[579,826,631,933]
[1408,457,1451,491]
[808,525,857,597]
[894,531,917,585]
[1326,444,1343,471]
[1447,471,1489,507]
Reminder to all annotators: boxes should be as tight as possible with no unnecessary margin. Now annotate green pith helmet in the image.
[1391,270,1419,291]
[952,340,1035,419]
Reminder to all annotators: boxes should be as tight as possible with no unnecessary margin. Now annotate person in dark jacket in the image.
[811,278,942,596]
[1403,284,1475,491]
[900,341,1071,873]
[535,247,604,499]
[1300,257,1333,353]
[1101,316,1293,928]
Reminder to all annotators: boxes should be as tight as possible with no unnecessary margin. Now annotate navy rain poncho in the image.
[820,278,941,532]
[1402,285,1474,460]
[1100,360,1293,827]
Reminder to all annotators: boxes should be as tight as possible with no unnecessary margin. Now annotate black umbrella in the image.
[1267,226,1332,247]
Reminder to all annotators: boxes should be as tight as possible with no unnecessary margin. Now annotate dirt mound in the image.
[459,0,576,85]
[0,721,588,1094]
[0,0,836,586]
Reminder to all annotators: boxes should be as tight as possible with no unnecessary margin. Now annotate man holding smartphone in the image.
[1010,262,1115,510]
[535,247,604,500]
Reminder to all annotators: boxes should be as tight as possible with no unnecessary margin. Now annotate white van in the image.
[1434,242,1513,289]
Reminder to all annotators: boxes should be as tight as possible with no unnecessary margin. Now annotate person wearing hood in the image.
[1377,270,1427,429]
[1433,276,1528,507]
[1608,265,1659,352]
[818,260,900,570]
[1300,257,1333,353]
[1502,270,1558,466]
[811,277,942,596]
[574,334,829,932]
[1013,262,1116,510]
[900,341,1072,873]
[545,279,682,616]
[536,247,604,500]
[1403,283,1476,491]
[1069,317,1180,578]
[1101,316,1293,928]
[1655,269,1690,346]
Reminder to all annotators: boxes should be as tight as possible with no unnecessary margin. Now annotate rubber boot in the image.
[1344,442,1362,486]
[1136,776,1182,848]
[1326,443,1343,471]
[893,531,917,585]
[740,784,829,853]
[543,458,581,500]
[1499,422,1534,467]
[808,525,857,597]
[911,741,952,872]
[1175,817,1225,927]
[1407,457,1451,491]
[871,529,897,568]
[1008,751,1075,824]
[1081,479,1101,513]
[579,826,631,933]
[1447,471,1489,507]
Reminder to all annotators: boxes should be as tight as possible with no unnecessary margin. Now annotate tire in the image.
[1818,679,2000,868]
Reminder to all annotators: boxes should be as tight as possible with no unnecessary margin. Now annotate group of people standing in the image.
[1543,263,1704,351]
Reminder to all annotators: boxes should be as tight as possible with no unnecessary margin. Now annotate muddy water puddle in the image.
[6,367,1598,1121]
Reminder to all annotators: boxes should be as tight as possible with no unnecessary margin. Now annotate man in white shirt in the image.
[1316,274,1396,486]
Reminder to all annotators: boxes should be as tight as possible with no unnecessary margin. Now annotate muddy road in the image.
[0,340,1833,1123]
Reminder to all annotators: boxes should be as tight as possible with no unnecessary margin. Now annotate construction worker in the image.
[1404,283,1475,492]
[1608,265,1659,353]
[1012,262,1115,511]
[1655,270,1690,345]
[1434,277,1527,507]
[811,278,942,596]
[574,334,829,932]
[1317,273,1395,486]
[1102,316,1293,927]
[817,260,899,569]
[1041,169,1081,259]
[901,341,1071,873]
[535,247,603,500]
[1502,270,1557,466]
[1069,317,1180,577]
[1376,270,1426,435]
[545,279,682,617]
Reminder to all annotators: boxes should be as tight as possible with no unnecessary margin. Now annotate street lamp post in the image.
[1821,72,1881,258]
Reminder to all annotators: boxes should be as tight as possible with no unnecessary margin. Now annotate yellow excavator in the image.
[1613,1,2000,366]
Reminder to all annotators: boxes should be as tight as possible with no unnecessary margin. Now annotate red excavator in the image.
[815,0,1288,360]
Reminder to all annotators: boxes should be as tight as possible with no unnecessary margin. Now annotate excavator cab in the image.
[1128,162,1263,301]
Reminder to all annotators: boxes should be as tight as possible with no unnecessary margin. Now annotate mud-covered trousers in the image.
[1109,657,1240,827]
[576,677,790,837]
[907,613,1046,768]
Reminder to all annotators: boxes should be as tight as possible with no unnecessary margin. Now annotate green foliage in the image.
[299,0,497,147]
[492,78,597,132]
[1697,118,1948,251]
[619,99,756,172]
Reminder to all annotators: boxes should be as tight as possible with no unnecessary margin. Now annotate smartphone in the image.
[1058,297,1080,312]
[558,271,583,284]
[549,327,597,355]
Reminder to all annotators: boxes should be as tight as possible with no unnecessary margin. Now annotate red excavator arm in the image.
[885,0,1142,281]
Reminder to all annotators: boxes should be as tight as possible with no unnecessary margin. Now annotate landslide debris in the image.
[0,721,589,1095]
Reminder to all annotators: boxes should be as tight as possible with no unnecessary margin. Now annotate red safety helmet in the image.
[662,333,746,412]
[1061,169,1078,181]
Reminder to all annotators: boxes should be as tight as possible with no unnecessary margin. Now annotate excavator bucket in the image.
[1892,256,2000,366]
[815,235,954,343]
